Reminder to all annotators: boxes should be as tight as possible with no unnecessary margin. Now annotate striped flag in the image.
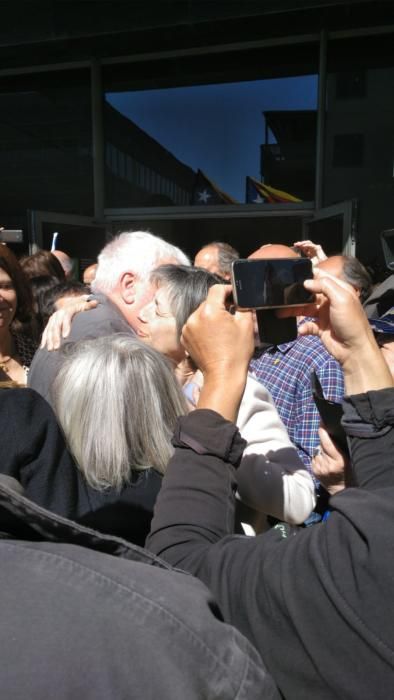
[246,176,302,204]
[192,169,238,205]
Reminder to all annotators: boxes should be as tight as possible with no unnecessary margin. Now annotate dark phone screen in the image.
[231,258,314,309]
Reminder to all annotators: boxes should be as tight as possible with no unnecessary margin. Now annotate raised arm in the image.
[299,271,393,394]
[40,296,98,350]
[148,276,394,697]
[149,274,393,565]
[181,284,254,421]
[293,239,327,265]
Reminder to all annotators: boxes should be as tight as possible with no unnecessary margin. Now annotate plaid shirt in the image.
[249,330,344,472]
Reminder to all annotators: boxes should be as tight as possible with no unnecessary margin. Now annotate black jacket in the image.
[0,475,278,699]
[0,388,161,546]
[148,389,394,699]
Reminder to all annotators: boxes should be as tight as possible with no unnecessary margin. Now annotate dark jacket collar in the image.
[0,475,169,568]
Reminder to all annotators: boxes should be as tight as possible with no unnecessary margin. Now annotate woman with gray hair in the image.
[51,334,187,544]
[138,265,316,531]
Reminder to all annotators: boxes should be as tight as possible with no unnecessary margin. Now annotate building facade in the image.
[1,1,394,276]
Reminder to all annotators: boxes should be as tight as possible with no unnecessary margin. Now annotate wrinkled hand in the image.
[312,426,349,496]
[299,271,374,366]
[40,296,98,350]
[293,239,327,265]
[299,271,393,393]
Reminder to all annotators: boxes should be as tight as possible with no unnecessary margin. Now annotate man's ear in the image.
[119,272,136,304]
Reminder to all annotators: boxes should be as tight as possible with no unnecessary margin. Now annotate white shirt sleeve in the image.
[236,374,316,524]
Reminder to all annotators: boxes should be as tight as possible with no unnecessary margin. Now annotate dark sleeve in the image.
[147,410,298,657]
[27,308,99,405]
[342,388,394,489]
[0,388,89,517]
[148,398,394,697]
[147,410,319,696]
[149,390,394,563]
[27,347,62,406]
[148,392,394,570]
[148,410,244,559]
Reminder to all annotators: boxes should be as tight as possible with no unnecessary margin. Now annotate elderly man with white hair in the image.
[28,231,189,406]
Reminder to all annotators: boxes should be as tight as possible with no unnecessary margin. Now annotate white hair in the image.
[53,335,188,491]
[92,230,190,295]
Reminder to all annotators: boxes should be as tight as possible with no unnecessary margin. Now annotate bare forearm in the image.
[197,370,246,422]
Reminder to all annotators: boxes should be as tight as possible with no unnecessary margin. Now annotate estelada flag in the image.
[192,169,238,205]
[246,176,302,204]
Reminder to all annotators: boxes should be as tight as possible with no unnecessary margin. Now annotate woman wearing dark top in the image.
[0,245,37,385]
[0,335,187,545]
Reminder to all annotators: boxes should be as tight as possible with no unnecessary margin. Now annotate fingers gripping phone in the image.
[231,258,314,345]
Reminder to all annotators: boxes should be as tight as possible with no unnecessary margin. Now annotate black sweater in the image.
[0,388,161,546]
[147,389,394,699]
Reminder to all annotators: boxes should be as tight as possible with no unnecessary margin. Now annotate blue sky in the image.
[107,75,318,201]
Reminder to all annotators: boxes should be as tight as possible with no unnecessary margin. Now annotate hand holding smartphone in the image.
[231,258,314,309]
[231,258,314,345]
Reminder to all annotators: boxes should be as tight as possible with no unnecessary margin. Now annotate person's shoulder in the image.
[0,387,38,421]
[27,343,61,398]
[237,373,286,436]
[0,388,58,459]
[0,386,46,408]
[244,373,275,404]
[125,467,163,493]
[0,537,273,699]
[293,333,338,365]
[70,295,132,339]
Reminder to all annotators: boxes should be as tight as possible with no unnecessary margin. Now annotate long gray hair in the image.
[53,335,188,491]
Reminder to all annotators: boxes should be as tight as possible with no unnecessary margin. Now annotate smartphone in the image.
[231,258,314,309]
[255,309,298,345]
[0,230,23,243]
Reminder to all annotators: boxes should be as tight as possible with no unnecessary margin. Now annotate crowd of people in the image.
[0,230,393,698]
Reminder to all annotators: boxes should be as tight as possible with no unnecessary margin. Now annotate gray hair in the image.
[342,256,372,304]
[196,241,239,277]
[210,241,239,277]
[53,335,188,490]
[150,264,224,337]
[92,231,190,295]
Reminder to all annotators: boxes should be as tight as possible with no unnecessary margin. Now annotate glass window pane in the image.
[0,69,93,224]
[325,32,394,270]
[107,214,308,259]
[104,73,318,208]
[332,134,364,167]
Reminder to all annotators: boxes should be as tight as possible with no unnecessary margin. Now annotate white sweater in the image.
[183,372,316,526]
[236,374,315,525]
